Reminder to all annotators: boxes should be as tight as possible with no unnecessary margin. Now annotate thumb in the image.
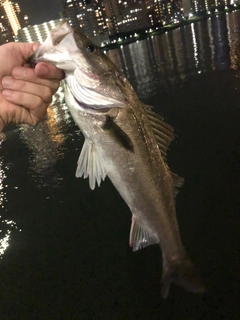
[34,62,64,80]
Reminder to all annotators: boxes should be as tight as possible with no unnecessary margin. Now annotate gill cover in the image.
[66,74,125,109]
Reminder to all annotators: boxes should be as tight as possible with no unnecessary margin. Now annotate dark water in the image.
[0,12,239,319]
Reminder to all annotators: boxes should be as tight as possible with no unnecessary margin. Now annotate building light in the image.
[2,0,21,36]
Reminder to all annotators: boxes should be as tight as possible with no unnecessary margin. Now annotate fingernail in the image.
[2,76,14,88]
[33,43,39,51]
[36,64,48,76]
[2,90,12,98]
[12,67,25,78]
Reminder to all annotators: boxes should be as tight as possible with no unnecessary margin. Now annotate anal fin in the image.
[76,139,107,190]
[129,215,159,251]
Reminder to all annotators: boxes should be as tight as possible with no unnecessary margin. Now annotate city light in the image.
[0,0,238,46]
[2,0,21,36]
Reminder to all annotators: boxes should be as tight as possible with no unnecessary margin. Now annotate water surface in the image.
[0,12,239,319]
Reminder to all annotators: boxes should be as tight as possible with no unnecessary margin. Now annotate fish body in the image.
[30,21,204,297]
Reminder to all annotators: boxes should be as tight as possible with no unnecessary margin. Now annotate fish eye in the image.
[86,45,96,53]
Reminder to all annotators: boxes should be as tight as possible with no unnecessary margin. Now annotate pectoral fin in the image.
[76,139,107,190]
[102,116,134,152]
[129,215,159,251]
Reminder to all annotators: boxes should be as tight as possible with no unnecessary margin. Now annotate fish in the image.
[29,21,204,298]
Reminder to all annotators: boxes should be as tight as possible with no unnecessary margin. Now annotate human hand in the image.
[0,42,64,132]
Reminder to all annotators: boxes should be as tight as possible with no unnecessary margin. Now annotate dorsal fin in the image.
[76,139,107,190]
[129,215,159,251]
[144,105,184,191]
[144,106,174,161]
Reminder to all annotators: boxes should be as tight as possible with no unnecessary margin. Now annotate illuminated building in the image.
[103,0,185,35]
[13,1,29,28]
[191,0,211,12]
[0,0,28,43]
[157,0,183,24]
[103,0,120,34]
[17,19,62,43]
[188,0,236,14]
[182,0,192,16]
[2,0,21,36]
[104,0,150,34]
[62,1,108,36]
[144,0,164,26]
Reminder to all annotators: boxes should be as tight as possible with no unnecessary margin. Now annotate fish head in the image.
[29,21,128,106]
[29,21,78,72]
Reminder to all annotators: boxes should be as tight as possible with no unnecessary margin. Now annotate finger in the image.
[2,76,54,105]
[34,62,64,80]
[32,43,40,51]
[12,67,59,90]
[2,89,48,122]
[11,67,60,95]
[0,95,37,129]
[15,42,38,61]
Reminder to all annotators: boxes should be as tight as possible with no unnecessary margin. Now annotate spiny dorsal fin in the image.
[144,105,184,192]
[76,139,107,190]
[144,106,175,161]
[129,215,159,251]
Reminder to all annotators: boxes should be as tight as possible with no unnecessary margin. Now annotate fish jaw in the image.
[29,22,79,72]
[29,21,96,80]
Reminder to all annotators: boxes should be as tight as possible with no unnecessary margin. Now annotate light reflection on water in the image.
[0,87,77,257]
[226,12,240,71]
[0,136,19,258]
[107,12,240,99]
[0,220,20,258]
[19,86,75,188]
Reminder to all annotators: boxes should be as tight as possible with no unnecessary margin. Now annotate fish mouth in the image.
[27,53,38,67]
[27,20,73,67]
[27,53,63,69]
[27,53,61,67]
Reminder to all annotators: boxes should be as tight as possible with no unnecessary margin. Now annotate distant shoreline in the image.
[102,9,239,51]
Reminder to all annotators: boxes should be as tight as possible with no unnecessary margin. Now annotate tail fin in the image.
[161,256,204,298]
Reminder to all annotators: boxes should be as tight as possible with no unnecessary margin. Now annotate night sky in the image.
[17,0,63,25]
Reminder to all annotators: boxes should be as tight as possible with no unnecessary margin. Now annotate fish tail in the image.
[160,256,204,298]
